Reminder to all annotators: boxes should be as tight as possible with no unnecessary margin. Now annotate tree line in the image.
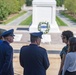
[0,0,76,21]
[57,0,76,15]
[64,0,76,15]
[0,0,25,21]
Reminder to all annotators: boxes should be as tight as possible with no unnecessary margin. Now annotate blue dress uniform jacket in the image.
[0,40,3,44]
[0,41,14,75]
[20,44,50,75]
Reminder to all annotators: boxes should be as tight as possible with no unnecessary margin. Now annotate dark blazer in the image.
[0,41,14,75]
[20,44,50,75]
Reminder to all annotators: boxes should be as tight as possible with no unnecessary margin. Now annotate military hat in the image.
[30,32,43,38]
[1,29,14,37]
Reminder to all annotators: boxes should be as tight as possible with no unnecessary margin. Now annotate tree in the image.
[0,0,25,20]
[0,0,8,20]
[56,0,64,6]
[26,0,32,6]
[64,0,76,14]
[18,0,25,7]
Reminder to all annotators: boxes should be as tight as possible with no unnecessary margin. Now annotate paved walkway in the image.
[56,11,76,27]
[4,6,76,27]
[56,6,76,27]
[6,11,32,25]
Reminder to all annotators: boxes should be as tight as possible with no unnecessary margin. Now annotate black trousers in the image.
[65,70,76,75]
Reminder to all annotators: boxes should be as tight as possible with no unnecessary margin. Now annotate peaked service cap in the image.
[1,29,14,37]
[30,32,43,38]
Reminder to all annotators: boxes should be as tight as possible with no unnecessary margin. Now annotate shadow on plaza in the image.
[14,49,60,54]
[17,28,29,31]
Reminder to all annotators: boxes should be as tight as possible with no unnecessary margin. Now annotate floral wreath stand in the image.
[38,22,50,34]
[38,22,51,43]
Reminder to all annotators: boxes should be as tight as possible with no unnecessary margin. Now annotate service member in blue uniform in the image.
[0,29,14,75]
[19,32,50,75]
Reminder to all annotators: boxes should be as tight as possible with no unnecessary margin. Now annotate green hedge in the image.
[64,0,76,14]
[26,0,32,6]
[56,0,64,6]
[0,0,25,21]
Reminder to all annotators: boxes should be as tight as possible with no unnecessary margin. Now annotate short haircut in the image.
[30,35,39,43]
[68,37,76,52]
[62,30,74,41]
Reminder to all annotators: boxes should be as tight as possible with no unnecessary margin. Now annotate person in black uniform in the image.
[0,29,14,75]
[19,32,50,75]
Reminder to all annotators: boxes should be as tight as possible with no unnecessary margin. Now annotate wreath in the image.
[38,22,50,34]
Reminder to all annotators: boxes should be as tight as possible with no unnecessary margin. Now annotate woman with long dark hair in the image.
[58,30,74,75]
[62,37,76,75]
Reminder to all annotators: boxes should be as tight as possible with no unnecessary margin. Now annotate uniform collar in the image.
[30,44,38,46]
[3,41,9,44]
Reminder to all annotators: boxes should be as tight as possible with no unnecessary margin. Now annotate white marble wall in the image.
[29,0,60,33]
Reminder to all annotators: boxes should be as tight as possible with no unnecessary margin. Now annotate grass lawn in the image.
[20,15,67,26]
[61,11,76,23]
[19,15,32,25]
[3,11,26,24]
[56,16,67,26]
